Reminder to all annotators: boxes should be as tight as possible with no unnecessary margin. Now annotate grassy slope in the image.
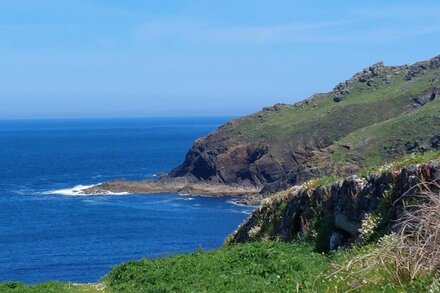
[106,243,328,292]
[332,95,440,167]
[4,242,436,292]
[0,282,105,293]
[227,67,439,163]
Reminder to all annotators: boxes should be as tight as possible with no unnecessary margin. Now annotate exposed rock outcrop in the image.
[227,161,440,250]
[411,88,438,108]
[168,138,330,194]
[166,55,440,196]
[406,55,440,80]
[83,179,259,197]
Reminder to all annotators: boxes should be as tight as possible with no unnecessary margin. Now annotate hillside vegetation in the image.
[169,56,440,194]
[2,242,437,292]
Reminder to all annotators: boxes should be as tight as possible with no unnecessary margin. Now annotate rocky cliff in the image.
[226,158,440,251]
[167,55,440,194]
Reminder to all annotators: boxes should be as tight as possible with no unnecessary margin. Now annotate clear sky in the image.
[1,0,440,119]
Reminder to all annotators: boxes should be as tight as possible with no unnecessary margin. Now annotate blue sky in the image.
[1,0,440,118]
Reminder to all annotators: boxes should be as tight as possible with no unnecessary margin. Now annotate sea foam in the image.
[226,200,259,208]
[42,184,130,196]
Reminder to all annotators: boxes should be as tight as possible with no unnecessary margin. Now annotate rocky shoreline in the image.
[82,179,263,205]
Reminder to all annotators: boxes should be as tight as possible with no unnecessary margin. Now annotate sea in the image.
[0,117,255,284]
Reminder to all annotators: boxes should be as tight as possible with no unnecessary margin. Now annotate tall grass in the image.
[322,180,440,291]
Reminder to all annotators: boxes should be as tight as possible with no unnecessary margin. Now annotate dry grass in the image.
[394,181,440,279]
[322,180,440,291]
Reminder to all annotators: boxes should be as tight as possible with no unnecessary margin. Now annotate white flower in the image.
[359,213,381,241]
[248,225,261,238]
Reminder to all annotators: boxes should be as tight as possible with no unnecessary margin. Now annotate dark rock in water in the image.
[83,178,259,197]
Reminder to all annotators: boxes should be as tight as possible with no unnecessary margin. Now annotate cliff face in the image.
[226,160,440,251]
[168,131,309,192]
[168,55,440,194]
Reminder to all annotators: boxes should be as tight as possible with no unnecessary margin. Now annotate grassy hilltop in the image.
[169,56,440,194]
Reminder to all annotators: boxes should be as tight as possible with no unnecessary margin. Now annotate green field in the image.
[2,241,437,292]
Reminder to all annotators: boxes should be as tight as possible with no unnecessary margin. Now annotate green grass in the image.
[333,96,440,167]
[232,69,437,145]
[0,281,106,293]
[2,242,438,292]
[307,175,342,189]
[220,66,440,168]
[104,242,439,292]
[106,242,329,292]
[358,150,440,178]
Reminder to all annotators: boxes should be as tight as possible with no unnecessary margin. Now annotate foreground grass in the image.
[0,281,107,293]
[3,242,437,292]
[106,242,329,292]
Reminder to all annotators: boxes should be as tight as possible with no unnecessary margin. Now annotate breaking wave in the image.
[42,184,130,196]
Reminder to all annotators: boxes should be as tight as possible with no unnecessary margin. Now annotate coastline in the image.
[82,179,263,205]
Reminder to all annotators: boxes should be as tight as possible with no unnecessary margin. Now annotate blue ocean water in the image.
[0,118,254,284]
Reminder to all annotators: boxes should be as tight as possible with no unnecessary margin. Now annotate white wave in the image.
[42,184,130,196]
[42,184,97,196]
[228,209,253,215]
[92,190,130,196]
[178,197,194,201]
[226,200,259,208]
